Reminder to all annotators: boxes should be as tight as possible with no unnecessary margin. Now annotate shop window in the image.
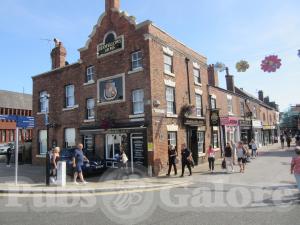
[166,86,176,114]
[131,51,143,71]
[193,68,201,84]
[167,132,177,149]
[197,131,205,154]
[212,130,219,148]
[86,66,95,82]
[39,130,47,155]
[65,128,76,148]
[195,94,203,117]
[86,98,95,119]
[132,89,144,114]
[106,134,124,160]
[164,54,173,74]
[39,91,49,113]
[65,85,75,108]
[84,135,94,152]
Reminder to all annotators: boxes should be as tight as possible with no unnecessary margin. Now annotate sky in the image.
[0,0,299,111]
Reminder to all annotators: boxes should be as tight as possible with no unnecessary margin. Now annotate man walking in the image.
[180,144,192,177]
[280,134,285,149]
[72,143,89,184]
[166,145,178,176]
[6,145,12,167]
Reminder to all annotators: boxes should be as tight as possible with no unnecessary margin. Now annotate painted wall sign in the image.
[0,115,35,128]
[98,74,125,104]
[185,118,205,127]
[97,32,124,58]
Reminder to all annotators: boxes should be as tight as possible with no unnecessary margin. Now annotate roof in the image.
[0,90,32,110]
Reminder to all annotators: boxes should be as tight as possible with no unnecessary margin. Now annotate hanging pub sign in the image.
[97,32,124,57]
[98,74,125,104]
[210,109,220,127]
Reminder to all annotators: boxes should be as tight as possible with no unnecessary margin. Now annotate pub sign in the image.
[210,109,220,126]
[98,75,124,103]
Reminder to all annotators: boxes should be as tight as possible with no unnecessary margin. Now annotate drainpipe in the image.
[185,58,191,104]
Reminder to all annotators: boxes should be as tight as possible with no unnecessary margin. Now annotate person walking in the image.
[72,144,89,185]
[224,143,234,173]
[180,144,192,177]
[250,139,258,158]
[236,141,247,173]
[120,147,128,169]
[295,134,300,147]
[50,147,60,183]
[6,145,12,167]
[166,145,178,176]
[231,141,237,165]
[291,146,300,190]
[280,134,285,149]
[207,145,216,173]
[286,135,292,148]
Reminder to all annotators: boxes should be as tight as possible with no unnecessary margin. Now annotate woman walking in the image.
[166,145,178,176]
[224,143,234,173]
[50,147,60,183]
[291,146,300,190]
[180,144,192,177]
[286,135,292,148]
[280,134,285,149]
[250,139,258,158]
[236,141,247,173]
[207,145,216,173]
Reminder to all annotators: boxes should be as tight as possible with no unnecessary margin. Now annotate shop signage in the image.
[98,75,124,103]
[184,118,205,127]
[210,110,220,127]
[252,120,263,128]
[263,125,276,130]
[239,120,251,127]
[220,117,239,126]
[0,115,35,128]
[132,137,145,166]
[97,33,124,57]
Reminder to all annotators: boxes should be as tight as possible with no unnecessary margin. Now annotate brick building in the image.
[0,90,33,144]
[32,0,278,175]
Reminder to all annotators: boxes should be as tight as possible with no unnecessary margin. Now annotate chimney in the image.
[50,38,66,70]
[105,0,120,12]
[207,64,219,87]
[258,90,264,101]
[225,67,235,93]
[264,96,270,104]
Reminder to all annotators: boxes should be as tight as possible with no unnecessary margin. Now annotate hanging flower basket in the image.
[236,60,250,72]
[261,55,282,73]
[178,104,195,127]
[214,62,226,72]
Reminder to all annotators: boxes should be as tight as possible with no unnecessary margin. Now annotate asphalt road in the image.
[0,147,299,225]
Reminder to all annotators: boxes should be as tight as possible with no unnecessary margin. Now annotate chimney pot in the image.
[225,67,235,93]
[258,90,264,101]
[105,0,120,12]
[207,64,219,87]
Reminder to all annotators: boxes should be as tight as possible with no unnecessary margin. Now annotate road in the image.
[0,147,299,225]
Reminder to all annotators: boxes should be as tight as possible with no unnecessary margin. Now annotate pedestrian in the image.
[180,144,192,177]
[50,147,60,183]
[72,143,89,185]
[166,145,178,176]
[295,134,300,147]
[236,141,247,173]
[280,134,285,149]
[291,146,300,190]
[6,146,12,167]
[224,143,234,173]
[120,147,128,169]
[250,139,258,158]
[286,135,292,148]
[207,145,216,173]
[231,141,237,165]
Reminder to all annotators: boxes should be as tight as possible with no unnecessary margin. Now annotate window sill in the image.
[62,105,79,111]
[36,154,46,158]
[166,114,178,118]
[129,114,145,119]
[128,68,143,75]
[83,80,95,86]
[164,71,175,77]
[196,115,205,119]
[228,112,235,116]
[194,82,202,87]
[84,119,95,123]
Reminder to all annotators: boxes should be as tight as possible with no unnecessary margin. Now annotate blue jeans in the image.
[295,174,300,190]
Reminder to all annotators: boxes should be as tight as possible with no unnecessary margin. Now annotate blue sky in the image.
[0,0,299,111]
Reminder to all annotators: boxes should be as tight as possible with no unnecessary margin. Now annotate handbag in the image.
[222,159,226,169]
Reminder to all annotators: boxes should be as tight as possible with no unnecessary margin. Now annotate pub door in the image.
[187,127,199,166]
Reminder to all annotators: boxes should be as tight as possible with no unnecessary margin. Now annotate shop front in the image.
[220,117,239,145]
[239,120,252,144]
[263,125,276,145]
[252,120,263,147]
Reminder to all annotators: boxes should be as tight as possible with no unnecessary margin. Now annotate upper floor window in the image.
[65,128,76,148]
[240,102,245,116]
[227,96,233,114]
[132,89,144,115]
[86,66,95,82]
[39,91,49,113]
[131,51,143,71]
[195,94,203,117]
[65,85,75,108]
[86,98,95,119]
[193,68,201,84]
[210,96,217,109]
[166,86,176,114]
[164,54,173,74]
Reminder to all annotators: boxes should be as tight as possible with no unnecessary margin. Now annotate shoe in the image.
[180,175,184,177]
[82,181,88,185]
[74,181,79,185]
[189,174,192,176]
[174,173,177,176]
[166,174,170,176]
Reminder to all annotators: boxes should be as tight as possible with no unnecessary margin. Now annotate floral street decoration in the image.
[261,55,282,73]
[214,62,226,72]
[236,60,250,72]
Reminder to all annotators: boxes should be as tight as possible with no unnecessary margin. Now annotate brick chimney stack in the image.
[225,67,235,93]
[258,90,264,101]
[105,0,120,12]
[207,64,219,87]
[50,38,66,70]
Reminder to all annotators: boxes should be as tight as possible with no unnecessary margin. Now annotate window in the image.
[131,51,143,70]
[253,106,257,119]
[65,85,75,108]
[132,89,144,114]
[86,98,95,119]
[193,68,201,84]
[168,132,177,149]
[84,135,94,152]
[38,130,47,155]
[86,66,95,82]
[197,131,205,154]
[164,54,173,73]
[166,86,176,114]
[210,96,217,109]
[1,130,6,143]
[195,94,203,117]
[212,130,219,148]
[227,96,233,114]
[39,91,48,113]
[10,130,14,142]
[263,113,266,121]
[65,128,76,148]
[106,134,123,160]
[240,102,245,116]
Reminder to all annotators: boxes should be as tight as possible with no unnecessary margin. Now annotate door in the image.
[130,133,146,173]
[188,127,198,165]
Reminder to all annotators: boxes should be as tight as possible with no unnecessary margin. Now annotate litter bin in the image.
[56,161,66,187]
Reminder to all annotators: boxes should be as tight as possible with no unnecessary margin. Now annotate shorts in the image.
[74,164,83,173]
[238,158,246,164]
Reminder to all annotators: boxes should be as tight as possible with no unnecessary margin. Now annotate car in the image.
[59,148,106,176]
[0,144,13,155]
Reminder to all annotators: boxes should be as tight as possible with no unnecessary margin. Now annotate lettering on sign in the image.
[97,32,124,57]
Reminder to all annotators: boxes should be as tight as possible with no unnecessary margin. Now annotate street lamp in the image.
[41,94,50,186]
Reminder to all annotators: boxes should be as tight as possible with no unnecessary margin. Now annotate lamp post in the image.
[41,94,50,186]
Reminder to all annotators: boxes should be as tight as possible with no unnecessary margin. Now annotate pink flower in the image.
[261,55,282,73]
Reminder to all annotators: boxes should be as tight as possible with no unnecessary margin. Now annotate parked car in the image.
[59,148,106,176]
[0,144,13,155]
